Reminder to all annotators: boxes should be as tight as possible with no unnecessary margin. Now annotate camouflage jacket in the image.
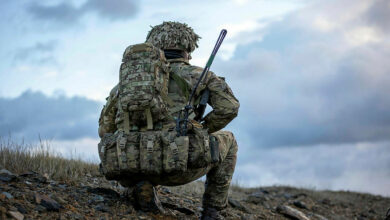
[98,58,239,136]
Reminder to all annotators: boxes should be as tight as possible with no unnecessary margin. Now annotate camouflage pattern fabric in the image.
[118,43,170,130]
[98,56,240,210]
[161,131,189,173]
[98,130,190,177]
[146,22,200,53]
[203,131,238,209]
[166,58,239,133]
[98,85,118,138]
[117,130,238,209]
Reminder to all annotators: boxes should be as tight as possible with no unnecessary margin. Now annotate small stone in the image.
[0,169,14,175]
[240,214,256,220]
[293,200,308,209]
[19,171,36,177]
[8,211,24,220]
[14,204,27,214]
[160,187,171,194]
[51,194,67,204]
[246,191,269,204]
[314,213,329,220]
[2,192,13,199]
[35,193,61,211]
[321,199,332,205]
[20,171,47,183]
[69,212,83,219]
[43,173,50,179]
[92,195,105,203]
[277,205,310,220]
[94,203,109,212]
[228,198,252,213]
[87,187,119,199]
[183,198,194,204]
[0,169,17,182]
[282,193,293,199]
[34,205,46,212]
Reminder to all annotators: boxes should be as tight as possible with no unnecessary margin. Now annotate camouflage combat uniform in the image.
[99,58,239,209]
[98,22,239,211]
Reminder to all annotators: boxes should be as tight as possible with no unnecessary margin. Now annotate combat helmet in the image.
[146,21,200,53]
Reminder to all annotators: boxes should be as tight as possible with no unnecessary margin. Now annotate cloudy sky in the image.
[1,0,389,196]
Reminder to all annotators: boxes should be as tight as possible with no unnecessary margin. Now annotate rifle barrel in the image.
[187,29,227,106]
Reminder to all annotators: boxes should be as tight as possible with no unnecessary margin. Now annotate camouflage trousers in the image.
[119,130,238,209]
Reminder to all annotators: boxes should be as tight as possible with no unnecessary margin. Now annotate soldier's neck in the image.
[164,49,190,64]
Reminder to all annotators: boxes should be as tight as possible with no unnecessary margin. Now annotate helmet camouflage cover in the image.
[146,21,200,53]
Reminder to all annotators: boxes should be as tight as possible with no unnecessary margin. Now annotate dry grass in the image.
[0,137,99,182]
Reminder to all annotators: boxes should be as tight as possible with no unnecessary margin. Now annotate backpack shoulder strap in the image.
[170,72,190,101]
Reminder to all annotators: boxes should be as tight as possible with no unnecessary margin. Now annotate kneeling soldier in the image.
[98,21,239,220]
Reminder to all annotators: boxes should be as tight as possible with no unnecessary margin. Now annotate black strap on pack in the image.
[164,49,185,59]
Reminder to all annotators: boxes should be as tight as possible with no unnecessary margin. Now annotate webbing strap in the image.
[168,105,184,115]
[123,111,130,134]
[170,72,190,101]
[145,108,153,130]
[162,94,174,106]
[117,132,127,169]
[116,143,122,168]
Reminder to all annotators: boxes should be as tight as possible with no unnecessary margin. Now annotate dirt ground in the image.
[1,169,389,220]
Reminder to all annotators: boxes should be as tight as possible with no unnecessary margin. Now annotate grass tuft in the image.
[0,137,99,182]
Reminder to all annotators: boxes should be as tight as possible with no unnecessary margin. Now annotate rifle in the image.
[176,29,227,136]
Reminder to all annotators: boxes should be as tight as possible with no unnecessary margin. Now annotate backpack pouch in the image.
[161,131,189,173]
[98,132,120,179]
[188,127,212,168]
[140,131,162,175]
[124,132,140,172]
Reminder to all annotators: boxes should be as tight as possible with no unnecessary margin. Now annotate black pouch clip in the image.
[209,136,220,163]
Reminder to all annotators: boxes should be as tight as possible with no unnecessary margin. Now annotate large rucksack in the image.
[98,43,218,180]
[98,43,201,179]
[117,42,170,131]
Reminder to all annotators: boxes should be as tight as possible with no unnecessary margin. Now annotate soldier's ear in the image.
[188,53,192,60]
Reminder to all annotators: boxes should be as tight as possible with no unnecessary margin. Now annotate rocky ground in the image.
[0,168,389,220]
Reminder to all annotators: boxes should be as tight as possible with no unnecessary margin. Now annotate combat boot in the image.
[200,206,224,220]
[133,181,165,214]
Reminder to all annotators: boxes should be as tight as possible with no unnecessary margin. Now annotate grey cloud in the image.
[213,0,390,148]
[14,40,57,64]
[235,142,390,195]
[83,0,139,21]
[366,0,390,32]
[27,0,139,25]
[28,2,82,24]
[0,90,102,141]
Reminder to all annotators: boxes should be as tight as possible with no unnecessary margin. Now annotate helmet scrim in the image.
[146,21,200,53]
